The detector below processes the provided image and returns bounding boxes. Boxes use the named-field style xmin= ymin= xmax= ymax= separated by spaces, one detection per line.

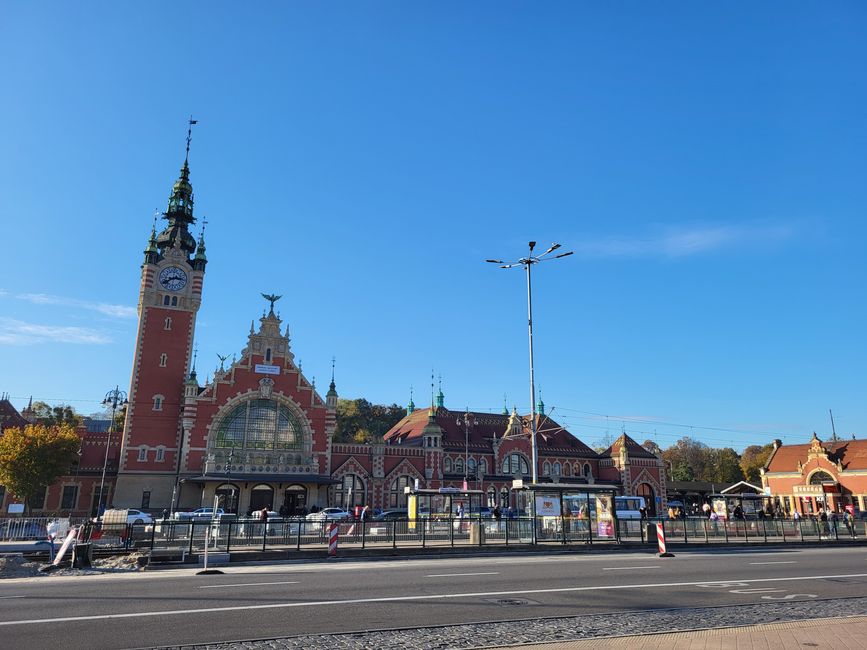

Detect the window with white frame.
xmin=444 ymin=458 xmax=452 ymax=473
xmin=159 ymin=353 xmax=168 ymax=367
xmin=552 ymin=462 xmax=561 ymax=476
xmin=164 ymin=317 xmax=172 ymax=330
xmin=137 ymin=446 xmax=148 ymax=462
xmin=155 ymin=446 xmax=166 ymax=462
xmin=152 ymin=395 xmax=164 ymax=411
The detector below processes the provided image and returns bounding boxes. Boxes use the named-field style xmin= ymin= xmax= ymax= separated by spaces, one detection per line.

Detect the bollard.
xmin=328 ymin=523 xmax=338 ymax=557
xmin=656 ymin=522 xmax=675 ymax=557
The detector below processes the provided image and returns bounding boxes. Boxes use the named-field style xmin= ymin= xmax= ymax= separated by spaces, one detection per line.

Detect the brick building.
xmin=762 ymin=433 xmax=867 ymax=515
xmin=2 ymin=135 xmax=667 ymax=516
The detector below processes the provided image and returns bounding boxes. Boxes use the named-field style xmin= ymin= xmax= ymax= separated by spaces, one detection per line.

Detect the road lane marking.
xmin=602 ymin=566 xmax=660 ymax=571
xmin=1 ymin=572 xmax=864 ymax=626
xmin=426 ymin=572 xmax=499 ymax=578
xmin=749 ymin=561 xmax=797 ymax=565
xmin=0 ymin=596 xmax=24 ymax=600
xmin=198 ymin=581 xmax=299 ymax=589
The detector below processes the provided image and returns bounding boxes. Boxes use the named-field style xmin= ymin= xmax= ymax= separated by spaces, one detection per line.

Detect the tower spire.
xmin=436 ymin=374 xmax=444 ymax=408
xmin=327 ymin=356 xmax=337 ymax=397
xmin=407 ymin=385 xmax=415 ymax=415
xmin=156 ymin=117 xmax=198 ymax=256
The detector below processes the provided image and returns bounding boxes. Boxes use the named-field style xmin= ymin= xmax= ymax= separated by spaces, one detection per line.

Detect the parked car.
xmin=176 ymin=507 xmax=224 ymax=520
xmin=371 ymin=509 xmax=408 ymax=522
xmin=305 ymin=508 xmax=352 ymax=522
xmin=125 ymin=509 xmax=154 ymax=525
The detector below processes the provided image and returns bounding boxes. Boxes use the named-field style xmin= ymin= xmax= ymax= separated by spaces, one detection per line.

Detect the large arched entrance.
xmin=249 ymin=484 xmax=274 ymax=513
xmin=637 ymin=483 xmax=656 ymax=516
xmin=282 ymin=484 xmax=307 ymax=515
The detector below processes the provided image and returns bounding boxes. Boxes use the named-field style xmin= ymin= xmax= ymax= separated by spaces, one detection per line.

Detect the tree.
xmin=662 ymin=437 xmax=710 ymax=481
xmin=642 ymin=439 xmax=662 ymax=456
xmin=0 ymin=423 xmax=80 ymax=513
xmin=335 ymin=399 xmax=406 ymax=442
xmin=29 ymin=401 xmax=82 ymax=427
xmin=706 ymin=447 xmax=744 ymax=484
xmin=669 ymin=461 xmax=695 ymax=482
xmin=740 ymin=443 xmax=774 ymax=483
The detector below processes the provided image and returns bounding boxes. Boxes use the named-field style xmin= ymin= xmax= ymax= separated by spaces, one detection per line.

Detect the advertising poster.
xmin=535 ymin=495 xmax=561 ymax=517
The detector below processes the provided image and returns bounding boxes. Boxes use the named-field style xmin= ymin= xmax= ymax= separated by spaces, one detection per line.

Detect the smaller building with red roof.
xmin=762 ymin=433 xmax=867 ymax=515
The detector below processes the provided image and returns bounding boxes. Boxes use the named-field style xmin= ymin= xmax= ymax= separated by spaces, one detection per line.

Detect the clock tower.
xmin=114 ymin=126 xmax=208 ymax=509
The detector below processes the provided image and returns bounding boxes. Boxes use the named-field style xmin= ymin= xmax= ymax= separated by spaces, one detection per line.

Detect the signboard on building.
xmin=7 ymin=503 xmax=24 ymax=514
xmin=255 ymin=364 xmax=281 ymax=375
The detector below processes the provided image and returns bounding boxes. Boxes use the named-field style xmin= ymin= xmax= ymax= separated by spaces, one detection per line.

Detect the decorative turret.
xmin=504 ymin=406 xmax=523 ymax=439
xmin=326 ymin=357 xmax=338 ymax=411
xmin=406 ymin=386 xmax=415 ymax=416
xmin=502 ymin=394 xmax=509 ymax=416
xmin=435 ymin=375 xmax=444 ymax=408
xmin=537 ymin=390 xmax=545 ymax=416
xmin=192 ymin=228 xmax=208 ymax=271
xmin=156 ymin=119 xmax=198 ymax=257
xmin=144 ymin=219 xmax=160 ymax=265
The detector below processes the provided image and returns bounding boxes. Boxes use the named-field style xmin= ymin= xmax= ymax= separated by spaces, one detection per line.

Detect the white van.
xmin=615 ymin=496 xmax=645 ymax=520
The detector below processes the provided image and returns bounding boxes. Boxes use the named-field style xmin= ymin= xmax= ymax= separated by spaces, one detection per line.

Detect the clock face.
xmin=159 ymin=266 xmax=187 ymax=291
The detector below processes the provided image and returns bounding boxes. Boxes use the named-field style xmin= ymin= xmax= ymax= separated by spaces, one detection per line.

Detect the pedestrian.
xmin=702 ymin=502 xmax=711 ymax=518
xmin=639 ymin=506 xmax=647 ymax=520
xmin=819 ymin=508 xmax=829 ymax=537
xmin=361 ymin=505 xmax=371 ymax=522
xmin=259 ymin=506 xmax=269 ymax=535
xmin=844 ymin=511 xmax=855 ymax=538
xmin=830 ymin=510 xmax=839 ymax=535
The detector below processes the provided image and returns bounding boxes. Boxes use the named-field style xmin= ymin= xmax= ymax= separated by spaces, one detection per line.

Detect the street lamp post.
xmin=98 ymin=386 xmax=128 ymax=516
xmin=487 ymin=242 xmax=573 ymax=484
xmin=457 ymin=409 xmax=473 ymax=489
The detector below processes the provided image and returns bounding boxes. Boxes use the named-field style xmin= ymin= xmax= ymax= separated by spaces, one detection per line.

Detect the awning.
xmin=182 ymin=474 xmax=340 ymax=485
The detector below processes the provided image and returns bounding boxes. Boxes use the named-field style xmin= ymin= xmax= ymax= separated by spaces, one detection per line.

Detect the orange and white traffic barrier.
xmin=328 ymin=523 xmax=338 ymax=557
xmin=656 ymin=522 xmax=674 ymax=557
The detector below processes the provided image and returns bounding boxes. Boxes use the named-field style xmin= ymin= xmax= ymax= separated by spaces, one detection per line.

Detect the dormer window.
xmin=137 ymin=446 xmax=148 ymax=462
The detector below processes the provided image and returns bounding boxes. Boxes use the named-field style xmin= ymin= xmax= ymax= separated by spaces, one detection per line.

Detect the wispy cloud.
xmin=13 ymin=293 xmax=136 ymax=319
xmin=575 ymin=224 xmax=794 ymax=259
xmin=0 ymin=318 xmax=112 ymax=345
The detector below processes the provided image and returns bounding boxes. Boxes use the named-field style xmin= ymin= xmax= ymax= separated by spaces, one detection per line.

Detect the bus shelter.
xmin=512 ymin=483 xmax=620 ymax=544
xmin=406 ymin=487 xmax=487 ymax=526
xmin=710 ymin=492 xmax=774 ymax=519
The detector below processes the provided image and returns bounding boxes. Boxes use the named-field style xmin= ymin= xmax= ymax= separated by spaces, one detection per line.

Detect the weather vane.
xmin=185 ymin=116 xmax=198 ymax=160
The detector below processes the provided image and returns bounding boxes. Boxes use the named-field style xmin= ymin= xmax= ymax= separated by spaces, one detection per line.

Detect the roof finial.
xmin=430 ymin=369 xmax=435 ymax=413
xmin=328 ymin=355 xmax=337 ymax=394
xmin=436 ymin=374 xmax=444 ymax=408
xmin=261 ymin=293 xmax=281 ymax=316
xmin=185 ymin=115 xmax=197 ymax=164
xmin=502 ymin=393 xmax=509 ymax=415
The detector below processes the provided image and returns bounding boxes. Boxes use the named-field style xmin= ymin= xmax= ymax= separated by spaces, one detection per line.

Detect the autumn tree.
xmin=740 ymin=443 xmax=775 ymax=483
xmin=0 ymin=423 xmax=80 ymax=513
xmin=642 ymin=439 xmax=663 ymax=456
xmin=705 ymin=447 xmax=745 ymax=484
xmin=335 ymin=399 xmax=406 ymax=443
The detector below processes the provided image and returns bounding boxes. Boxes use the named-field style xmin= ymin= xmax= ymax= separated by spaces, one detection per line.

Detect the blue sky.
xmin=1 ymin=3 xmax=865 ymax=451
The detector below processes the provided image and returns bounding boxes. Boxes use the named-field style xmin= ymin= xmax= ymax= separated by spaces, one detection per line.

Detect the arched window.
xmin=137 ymin=446 xmax=148 ymax=462
xmin=265 ymin=348 xmax=272 ymax=362
xmin=542 ymin=461 xmax=551 ymax=475
xmin=171 ymin=296 xmax=178 ymax=306
xmin=390 ymin=475 xmax=412 ymax=508
xmin=164 ymin=317 xmax=172 ymax=330
xmin=478 ymin=459 xmax=487 ymax=476
xmin=455 ymin=458 xmax=464 ymax=475
xmin=444 ymin=458 xmax=452 ymax=473
xmin=152 ymin=395 xmax=164 ymax=411
xmin=159 ymin=353 xmax=168 ymax=367
xmin=487 ymin=486 xmax=497 ymax=507
xmin=213 ymin=399 xmax=303 ymax=450
xmin=333 ymin=474 xmax=365 ymax=510
xmin=563 ymin=463 xmax=571 ymax=477
xmin=502 ymin=453 xmax=529 ymax=475
xmin=249 ymin=484 xmax=274 ymax=511
xmin=583 ymin=463 xmax=592 ymax=478
xmin=163 ymin=295 xmax=170 ymax=306
xmin=552 ymin=462 xmax=561 ymax=476
xmin=467 ymin=458 xmax=476 ymax=475
xmin=809 ymin=471 xmax=835 ymax=485
xmin=500 ymin=487 xmax=510 ymax=507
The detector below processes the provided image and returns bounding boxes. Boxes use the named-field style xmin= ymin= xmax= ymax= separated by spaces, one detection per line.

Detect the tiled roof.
xmin=0 ymin=399 xmax=28 ymax=433
xmin=599 ymin=433 xmax=659 ymax=459
xmin=383 ymin=407 xmax=598 ymax=457
xmin=766 ymin=436 xmax=867 ymax=472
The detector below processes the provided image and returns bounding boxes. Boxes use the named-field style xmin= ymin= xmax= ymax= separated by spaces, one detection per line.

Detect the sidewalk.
xmin=495 ymin=615 xmax=867 ymax=649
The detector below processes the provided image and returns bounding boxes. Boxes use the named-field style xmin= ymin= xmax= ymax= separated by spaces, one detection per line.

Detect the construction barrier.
xmin=657 ymin=522 xmax=674 ymax=557
xmin=328 ymin=523 xmax=338 ymax=557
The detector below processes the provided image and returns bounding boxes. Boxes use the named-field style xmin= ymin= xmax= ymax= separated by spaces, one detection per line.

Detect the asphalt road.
xmin=2 ymin=546 xmax=866 ymax=649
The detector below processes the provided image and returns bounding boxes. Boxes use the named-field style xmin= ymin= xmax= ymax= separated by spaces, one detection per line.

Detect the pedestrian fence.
xmin=3 ymin=515 xmax=862 ymax=555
